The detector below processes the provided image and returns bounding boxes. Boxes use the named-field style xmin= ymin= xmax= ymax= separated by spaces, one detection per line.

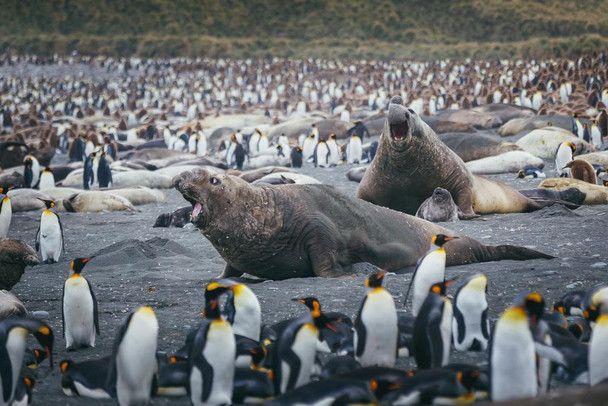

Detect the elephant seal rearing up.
xmin=357 ymin=96 xmax=545 ymax=217
xmin=174 ymin=168 xmax=553 ymax=280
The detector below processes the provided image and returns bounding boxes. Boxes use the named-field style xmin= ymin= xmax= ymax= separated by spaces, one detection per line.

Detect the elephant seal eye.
xmin=210 ymin=177 xmax=221 ymax=186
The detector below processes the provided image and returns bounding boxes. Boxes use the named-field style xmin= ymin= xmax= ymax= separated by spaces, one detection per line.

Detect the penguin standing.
xmin=189 ymin=282 xmax=235 ymax=406
xmin=326 ymin=133 xmax=340 ymax=166
xmin=413 ymin=280 xmax=453 ymax=369
xmin=69 ymin=135 xmax=85 ymax=162
xmin=248 ymin=129 xmax=261 ymax=156
xmin=313 ymin=140 xmax=331 ymax=168
xmin=103 ymin=136 xmax=118 ymax=161
xmin=290 ymin=146 xmax=303 ymax=168
xmin=23 ymin=155 xmax=40 ymax=189
xmin=590 ymin=120 xmax=603 ymax=150
xmin=302 ymin=134 xmax=317 ymax=162
xmin=35 ymin=199 xmax=64 ymax=264
xmin=97 ymin=153 xmax=113 ymax=188
xmin=582 ymin=123 xmax=591 ymax=143
xmin=63 ymin=257 xmax=99 ymax=350
xmin=222 ymin=279 xmax=262 ymax=341
xmin=589 ymin=314 xmax=608 ymax=386
xmin=234 ymin=142 xmax=246 ymax=170
xmin=354 ymin=271 xmax=398 ymax=368
xmin=346 ymin=134 xmax=363 ymax=164
xmin=452 ymin=274 xmax=490 ymax=352
xmin=12 ymin=377 xmax=35 ymax=406
xmin=272 ymin=297 xmax=335 ymax=394
xmin=404 ymin=234 xmax=458 ymax=317
xmin=108 ymin=306 xmax=158 ymax=406
xmin=84 ymin=136 xmax=95 ymax=157
xmin=83 ymin=152 xmax=95 ymax=190
xmin=0 ymin=187 xmax=12 ymax=238
xmin=189 ymin=132 xmax=207 ymax=157
xmin=226 ymin=134 xmax=238 ymax=167
xmin=489 ymin=305 xmax=537 ymax=401
xmin=91 ymin=152 xmax=100 ymax=189
xmin=555 ymin=141 xmax=576 ymax=177
xmin=38 ymin=167 xmax=55 ymax=190
xmin=0 ymin=317 xmax=53 ymax=405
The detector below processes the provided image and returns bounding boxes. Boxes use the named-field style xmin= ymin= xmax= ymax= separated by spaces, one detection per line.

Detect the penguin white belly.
xmin=0 ymin=197 xmax=11 ymax=238
xmin=347 ymin=138 xmax=363 ymax=164
xmin=64 ymin=279 xmax=95 ymax=348
xmin=412 ymin=253 xmax=446 ymax=316
xmin=302 ymin=140 xmax=315 ymax=161
xmin=196 ymin=138 xmax=207 ymax=157
xmin=453 ymin=293 xmax=488 ymax=351
xmin=554 ymin=147 xmax=572 ymax=176
xmin=3 ymin=328 xmax=27 ymax=404
xmin=249 ymin=134 xmax=260 ymax=156
xmin=200 ymin=320 xmax=236 ymax=405
xmin=315 ymin=143 xmax=331 ymax=168
xmin=439 ymin=300 xmax=452 ymax=367
xmin=232 ymin=295 xmax=261 ymax=341
xmin=226 ymin=144 xmax=236 ymax=166
xmin=39 ymin=173 xmax=56 ymax=190
xmin=589 ymin=316 xmax=608 ymax=386
xmin=40 ymin=212 xmax=62 ymax=261
xmin=282 ymin=324 xmax=318 ymax=393
xmin=327 ymin=141 xmax=339 ymax=165
xmin=491 ymin=324 xmax=536 ymax=401
xmin=116 ymin=316 xmax=158 ymax=405
xmin=356 ymin=290 xmax=398 ymax=367
xmin=73 ymin=381 xmax=112 ymax=399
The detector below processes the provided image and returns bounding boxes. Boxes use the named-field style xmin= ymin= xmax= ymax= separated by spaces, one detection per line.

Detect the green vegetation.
xmin=1 ymin=0 xmax=607 ymax=59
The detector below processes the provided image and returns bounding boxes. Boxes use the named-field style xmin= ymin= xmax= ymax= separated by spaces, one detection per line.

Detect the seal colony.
xmin=174 ymin=168 xmax=552 ymax=279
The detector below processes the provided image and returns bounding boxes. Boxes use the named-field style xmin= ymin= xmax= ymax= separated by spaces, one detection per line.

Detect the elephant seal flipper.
xmin=174 ymin=168 xmax=554 ymax=280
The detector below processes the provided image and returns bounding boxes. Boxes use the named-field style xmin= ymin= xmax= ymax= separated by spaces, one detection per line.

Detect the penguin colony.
xmin=0 ymin=52 xmax=608 ymax=404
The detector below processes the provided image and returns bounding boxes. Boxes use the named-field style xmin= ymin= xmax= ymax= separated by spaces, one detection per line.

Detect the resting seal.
xmin=173 ymin=168 xmax=553 ymax=280
xmin=357 ymin=96 xmax=546 ymax=217
xmin=415 ymin=187 xmax=462 ymax=222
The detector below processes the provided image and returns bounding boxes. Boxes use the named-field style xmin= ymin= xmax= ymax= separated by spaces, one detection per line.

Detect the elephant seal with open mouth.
xmin=357 ymin=96 xmax=548 ymax=217
xmin=173 ymin=168 xmax=553 ymax=280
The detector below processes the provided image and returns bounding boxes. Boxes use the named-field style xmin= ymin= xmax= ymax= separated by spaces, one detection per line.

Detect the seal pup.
xmin=174 ymin=169 xmax=553 ymax=280
xmin=357 ymin=96 xmax=546 ymax=216
xmin=415 ymin=187 xmax=464 ymax=222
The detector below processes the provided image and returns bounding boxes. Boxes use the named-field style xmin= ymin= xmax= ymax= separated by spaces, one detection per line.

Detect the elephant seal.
xmin=433 ymin=109 xmax=502 ymax=129
xmin=465 ymin=151 xmax=544 ymax=175
xmin=515 ymin=127 xmax=596 ymax=159
xmin=0 ymin=290 xmax=27 ymax=318
xmin=499 ymin=114 xmax=578 ymax=136
xmin=471 ymin=104 xmax=535 ymax=123
xmin=239 ymin=166 xmax=298 ymax=183
xmin=0 ymin=239 xmax=39 ymax=290
xmin=108 ymin=187 xmax=166 ymax=206
xmin=576 ymin=151 xmax=608 ymax=166
xmin=539 ymin=178 xmax=608 ymax=205
xmin=153 ymin=206 xmax=192 ymax=228
xmin=438 ymin=133 xmax=520 ymax=162
xmin=357 ymin=96 xmax=545 ymax=216
xmin=173 ymin=168 xmax=553 ymax=280
xmin=6 ymin=189 xmax=53 ymax=212
xmin=253 ymin=172 xmax=321 ymax=186
xmin=346 ymin=167 xmax=368 ymax=183
xmin=415 ymin=187 xmax=463 ymax=222
xmin=63 ymin=191 xmax=136 ymax=212
xmin=519 ymin=188 xmax=586 ymax=210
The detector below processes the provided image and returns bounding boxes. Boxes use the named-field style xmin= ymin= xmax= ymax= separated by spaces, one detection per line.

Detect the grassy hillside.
xmin=1 ymin=0 xmax=607 ymax=59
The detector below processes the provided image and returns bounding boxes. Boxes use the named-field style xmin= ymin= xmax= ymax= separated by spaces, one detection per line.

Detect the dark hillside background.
xmin=1 ymin=0 xmax=607 ymax=58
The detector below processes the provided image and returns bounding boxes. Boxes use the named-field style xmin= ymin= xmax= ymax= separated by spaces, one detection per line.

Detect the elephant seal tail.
xmin=477 ymin=244 xmax=555 ymax=262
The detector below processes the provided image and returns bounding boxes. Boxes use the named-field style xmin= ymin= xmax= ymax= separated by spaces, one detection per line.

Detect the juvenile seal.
xmin=63 ymin=191 xmax=136 ymax=213
xmin=415 ymin=188 xmax=462 ymax=222
xmin=465 ymin=151 xmax=544 ymax=175
xmin=357 ymin=96 xmax=545 ymax=216
xmin=515 ymin=127 xmax=595 ymax=159
xmin=346 ymin=167 xmax=368 ymax=183
xmin=0 ymin=239 xmax=39 ymax=290
xmin=173 ymin=168 xmax=553 ymax=280
xmin=153 ymin=206 xmax=191 ymax=228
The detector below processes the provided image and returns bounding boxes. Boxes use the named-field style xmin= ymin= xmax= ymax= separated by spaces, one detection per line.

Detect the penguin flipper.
xmin=57 ymin=215 xmax=66 ymax=253
xmin=354 ymin=297 xmax=368 ymax=357
xmin=88 ymin=279 xmax=100 ymax=335
xmin=62 ymin=284 xmax=66 ymax=339
xmin=453 ymin=305 xmax=466 ymax=346
xmin=35 ymin=225 xmax=40 ymax=252
xmin=0 ymin=343 xmax=13 ymax=403
xmin=283 ymin=348 xmax=301 ymax=392
xmin=481 ymin=308 xmax=490 ymax=340
xmin=427 ymin=310 xmax=444 ymax=368
xmin=404 ymin=256 xmax=425 ymax=306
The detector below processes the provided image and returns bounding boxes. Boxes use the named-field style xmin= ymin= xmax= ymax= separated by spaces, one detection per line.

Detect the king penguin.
xmin=23 ymin=155 xmax=40 ymax=189
xmin=346 ymin=134 xmax=363 ymax=164
xmin=38 ymin=167 xmax=55 ymax=190
xmin=83 ymin=152 xmax=95 ymax=190
xmin=97 ymin=153 xmax=112 ymax=188
xmin=35 ymin=199 xmax=64 ymax=264
xmin=413 ymin=280 xmax=453 ymax=369
xmin=0 ymin=317 xmax=53 ymax=405
xmin=489 ymin=305 xmax=537 ymax=401
xmin=326 ymin=133 xmax=340 ymax=166
xmin=555 ymin=141 xmax=576 ymax=177
xmin=0 ymin=187 xmax=12 ymax=238
xmin=589 ymin=314 xmax=608 ymax=386
xmin=313 ymin=140 xmax=331 ymax=168
xmin=63 ymin=257 xmax=99 ymax=350
xmin=354 ymin=270 xmax=398 ymax=368
xmin=108 ymin=306 xmax=159 ymax=406
xmin=12 ymin=377 xmax=34 ymax=406
xmin=189 ymin=282 xmax=236 ymax=406
xmin=221 ymin=279 xmax=261 ymax=341
xmin=302 ymin=134 xmax=316 ymax=162
xmin=60 ymin=356 xmax=113 ymax=399
xmin=272 ymin=297 xmax=335 ymax=394
xmin=404 ymin=234 xmax=458 ymax=317
xmin=452 ymin=274 xmax=490 ymax=352
xmin=290 ymin=146 xmax=303 ymax=168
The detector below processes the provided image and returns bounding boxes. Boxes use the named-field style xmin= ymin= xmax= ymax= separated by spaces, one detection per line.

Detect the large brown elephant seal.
xmin=357 ymin=96 xmax=546 ymax=216
xmin=0 ymin=239 xmax=39 ymax=290
xmin=438 ymin=133 xmax=520 ymax=162
xmin=173 ymin=168 xmax=553 ymax=280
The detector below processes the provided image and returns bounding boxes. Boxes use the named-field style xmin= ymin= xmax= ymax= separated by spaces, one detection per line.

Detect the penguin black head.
xmin=584 ymin=305 xmax=600 ymax=323
xmin=515 ymin=291 xmax=545 ymax=327
xmin=458 ymin=370 xmax=482 ymax=394
xmin=292 ymin=297 xmax=322 ymax=316
xmin=44 ymin=167 xmax=52 ymax=172
xmin=101 ymin=152 xmax=106 ymax=158
xmin=0 ymin=186 xmax=13 ymax=195
xmin=296 ymin=146 xmax=302 ymax=153
xmin=432 ymin=234 xmax=459 ymax=248
xmin=60 ymin=359 xmax=73 ymax=374
xmin=330 ymin=133 xmax=336 ymax=140
xmin=231 ymin=134 xmax=237 ymax=141
xmin=203 ymin=282 xmax=229 ymax=319
xmin=70 ymin=257 xmax=94 ymax=274
xmin=365 ymin=270 xmax=387 ymax=288
xmin=255 ymin=128 xmax=261 ymax=135
xmin=430 ymin=279 xmax=455 ymax=296
xmin=248 ymin=346 xmax=267 ymax=367
xmin=33 ymin=325 xmax=54 ymax=367
xmin=37 ymin=198 xmax=56 ymax=209
xmin=566 ymin=142 xmax=576 ymax=152
xmin=370 ymin=379 xmax=402 ymax=400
